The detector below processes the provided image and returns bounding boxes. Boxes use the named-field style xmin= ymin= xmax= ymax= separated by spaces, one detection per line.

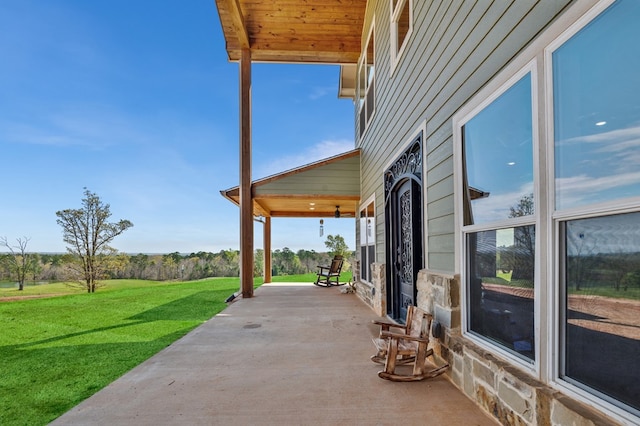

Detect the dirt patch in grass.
xmin=0 ymin=293 xmax=67 ymax=302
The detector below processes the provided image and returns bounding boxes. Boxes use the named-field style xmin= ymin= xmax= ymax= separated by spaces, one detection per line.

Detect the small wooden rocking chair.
xmin=371 ymin=306 xmax=418 ymax=365
xmin=371 ymin=306 xmax=449 ymax=382
xmin=314 ymin=255 xmax=344 ymax=287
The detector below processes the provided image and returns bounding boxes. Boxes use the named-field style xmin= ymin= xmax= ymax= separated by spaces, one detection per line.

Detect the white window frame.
xmin=390 ymin=0 xmax=412 ymax=73
xmin=454 ymin=61 xmax=541 ymax=373
xmin=545 ymin=0 xmax=640 ymax=421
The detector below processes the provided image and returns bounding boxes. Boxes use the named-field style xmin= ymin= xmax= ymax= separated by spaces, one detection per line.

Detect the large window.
xmin=390 ymin=0 xmax=412 ymax=69
xmin=357 ymin=25 xmax=375 ymax=138
xmin=461 ymin=70 xmax=536 ymax=362
xmin=552 ymin=0 xmax=640 ymax=414
xmin=455 ymin=0 xmax=640 ymax=420
xmin=454 ymin=0 xmax=640 ymax=424
xmin=359 ymin=199 xmax=375 ymax=283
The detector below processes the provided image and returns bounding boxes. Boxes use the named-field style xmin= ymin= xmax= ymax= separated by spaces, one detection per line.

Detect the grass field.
xmin=0 ymin=273 xmax=351 ymax=425
xmin=0 ymin=278 xmax=250 ymax=425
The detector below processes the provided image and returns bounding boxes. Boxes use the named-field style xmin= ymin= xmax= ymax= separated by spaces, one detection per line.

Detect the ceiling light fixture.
xmin=596 ymin=121 xmax=607 ymax=126
xmin=334 ymin=206 xmax=341 ymax=218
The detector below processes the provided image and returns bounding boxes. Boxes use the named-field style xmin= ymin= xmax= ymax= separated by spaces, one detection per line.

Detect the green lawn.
xmin=0 ymin=273 xmax=345 ymax=425
xmin=0 ymin=278 xmax=249 ymax=425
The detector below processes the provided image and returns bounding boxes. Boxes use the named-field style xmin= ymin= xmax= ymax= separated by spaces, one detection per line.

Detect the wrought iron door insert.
xmin=384 ymin=134 xmax=423 ymax=322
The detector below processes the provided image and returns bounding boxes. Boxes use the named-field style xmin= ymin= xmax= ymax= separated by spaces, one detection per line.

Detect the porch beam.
xmin=239 ymin=47 xmax=253 ymax=298
xmin=226 ymin=0 xmax=250 ymax=49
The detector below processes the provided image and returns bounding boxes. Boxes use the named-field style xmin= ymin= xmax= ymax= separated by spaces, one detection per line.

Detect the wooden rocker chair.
xmin=371 ymin=306 xmax=419 ymax=365
xmin=313 ymin=255 xmax=344 ymax=287
xmin=371 ymin=306 xmax=449 ymax=382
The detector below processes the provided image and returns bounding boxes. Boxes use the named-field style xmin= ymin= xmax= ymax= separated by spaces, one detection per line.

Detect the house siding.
xmin=351 ymin=1 xmax=637 ymax=425
xmin=254 ymin=155 xmax=360 ymax=196
xmin=358 ymin=0 xmax=572 ymax=274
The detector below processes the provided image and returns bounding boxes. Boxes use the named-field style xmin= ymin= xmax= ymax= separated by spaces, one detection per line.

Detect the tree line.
xmin=2 ymin=189 xmax=352 ymax=292
xmin=0 ymin=248 xmax=349 ymax=285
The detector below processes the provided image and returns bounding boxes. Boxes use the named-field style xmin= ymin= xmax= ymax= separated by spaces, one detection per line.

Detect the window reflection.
xmin=467 ymin=226 xmax=536 ymax=360
xmin=463 ymin=73 xmax=534 ymax=224
xmin=359 ymin=201 xmax=375 ymax=283
xmin=562 ymin=212 xmax=640 ymax=411
xmin=396 ymin=0 xmax=410 ymax=55
xmin=554 ymin=0 xmax=640 ymax=210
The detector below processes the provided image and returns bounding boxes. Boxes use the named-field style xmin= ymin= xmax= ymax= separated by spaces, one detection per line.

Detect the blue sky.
xmin=0 ymin=0 xmax=356 ymax=254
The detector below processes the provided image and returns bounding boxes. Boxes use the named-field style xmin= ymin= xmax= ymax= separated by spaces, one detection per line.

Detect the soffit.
xmin=221 ymin=149 xmax=360 ymax=218
xmin=214 ymin=0 xmax=366 ymax=64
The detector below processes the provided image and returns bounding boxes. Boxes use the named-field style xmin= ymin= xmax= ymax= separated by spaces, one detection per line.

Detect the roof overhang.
xmin=221 ymin=149 xmax=360 ymax=218
xmin=213 ymin=0 xmax=366 ymax=64
xmin=338 ymin=64 xmax=357 ymax=99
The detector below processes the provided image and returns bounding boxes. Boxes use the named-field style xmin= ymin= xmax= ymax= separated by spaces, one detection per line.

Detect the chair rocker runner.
xmin=371 ymin=305 xmax=449 ymax=382
xmin=314 ymin=255 xmax=344 ymax=287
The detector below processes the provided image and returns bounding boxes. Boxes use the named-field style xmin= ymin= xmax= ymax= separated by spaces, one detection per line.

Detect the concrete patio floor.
xmin=51 ymin=283 xmax=498 ymax=425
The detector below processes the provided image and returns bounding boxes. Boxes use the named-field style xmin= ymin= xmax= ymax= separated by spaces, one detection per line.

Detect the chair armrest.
xmin=372 ymin=319 xmax=409 ymax=332
xmin=380 ymin=330 xmax=429 ymax=343
xmin=317 ymin=266 xmax=330 ymax=273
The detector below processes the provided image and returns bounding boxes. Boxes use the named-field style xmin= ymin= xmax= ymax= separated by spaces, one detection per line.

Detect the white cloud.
xmin=556 ymin=171 xmax=640 ymax=209
xmin=558 ymin=125 xmax=640 ymax=147
xmin=308 ymin=85 xmax=335 ymax=100
xmin=255 ymin=139 xmax=355 ymax=179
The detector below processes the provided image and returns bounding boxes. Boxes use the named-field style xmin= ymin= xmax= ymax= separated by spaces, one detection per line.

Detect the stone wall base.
xmin=357 ymin=266 xmax=623 ymax=425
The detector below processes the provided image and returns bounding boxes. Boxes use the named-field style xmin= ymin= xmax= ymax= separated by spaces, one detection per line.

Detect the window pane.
xmin=463 ymin=74 xmax=534 ymax=224
xmin=562 ymin=212 xmax=640 ymax=411
xmin=366 ymin=32 xmax=375 ymax=121
xmin=554 ymin=0 xmax=640 ymax=210
xmin=359 ymin=202 xmax=375 ymax=283
xmin=366 ymin=78 xmax=375 ymax=122
xmin=367 ymin=245 xmax=375 ymax=283
xmin=397 ymin=0 xmax=410 ymax=54
xmin=467 ymin=226 xmax=535 ymax=360
xmin=366 ymin=34 xmax=374 ymax=86
xmin=357 ymin=60 xmax=366 ymax=103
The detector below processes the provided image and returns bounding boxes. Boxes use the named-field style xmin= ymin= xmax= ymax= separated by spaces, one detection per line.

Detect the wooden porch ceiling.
xmin=214 ymin=0 xmax=366 ymax=64
xmin=221 ymin=149 xmax=360 ymax=218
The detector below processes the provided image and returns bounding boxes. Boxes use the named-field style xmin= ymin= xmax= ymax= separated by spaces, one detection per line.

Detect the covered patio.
xmin=214 ymin=0 xmax=367 ymax=298
xmin=221 ymin=149 xmax=361 ymax=284
xmin=51 ymin=283 xmax=497 ymax=425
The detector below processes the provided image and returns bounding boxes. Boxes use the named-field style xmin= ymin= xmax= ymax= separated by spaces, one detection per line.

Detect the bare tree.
xmin=0 ymin=236 xmax=32 ymax=291
xmin=56 ymin=189 xmax=133 ymax=293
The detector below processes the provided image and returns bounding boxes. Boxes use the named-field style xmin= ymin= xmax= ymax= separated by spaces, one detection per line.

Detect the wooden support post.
xmin=239 ymin=48 xmax=253 ymax=298
xmin=264 ymin=216 xmax=272 ymax=283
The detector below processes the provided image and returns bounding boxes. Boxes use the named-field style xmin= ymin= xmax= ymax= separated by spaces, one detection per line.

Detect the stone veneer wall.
xmin=356 ymin=266 xmax=620 ymax=426
xmin=357 ymin=262 xmax=386 ymax=317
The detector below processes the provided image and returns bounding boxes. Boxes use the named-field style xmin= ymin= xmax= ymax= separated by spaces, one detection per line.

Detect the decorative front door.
xmin=384 ymin=135 xmax=423 ymax=322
